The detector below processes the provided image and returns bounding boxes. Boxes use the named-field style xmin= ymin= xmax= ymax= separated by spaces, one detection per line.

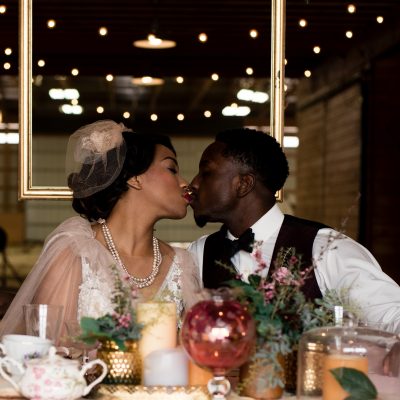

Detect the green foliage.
xmin=228 ymin=246 xmax=358 ymax=388
xmin=331 ymin=367 xmax=377 ymax=400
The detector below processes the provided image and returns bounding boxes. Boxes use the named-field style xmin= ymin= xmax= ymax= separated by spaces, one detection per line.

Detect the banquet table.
xmin=0 ymin=378 xmax=298 ymax=399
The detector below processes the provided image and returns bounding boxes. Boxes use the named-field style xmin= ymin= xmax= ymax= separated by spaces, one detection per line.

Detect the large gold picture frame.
xmin=18 ymin=0 xmax=286 ymax=200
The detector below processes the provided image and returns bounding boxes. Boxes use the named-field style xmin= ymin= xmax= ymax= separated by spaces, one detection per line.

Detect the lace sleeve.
xmin=173 ymin=247 xmax=203 ymax=310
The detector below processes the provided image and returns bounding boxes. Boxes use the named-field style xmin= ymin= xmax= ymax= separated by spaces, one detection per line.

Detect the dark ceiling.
xmin=0 ymin=0 xmax=399 ymax=135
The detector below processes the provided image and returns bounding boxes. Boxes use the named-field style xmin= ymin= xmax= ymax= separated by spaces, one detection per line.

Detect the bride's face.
xmin=137 ymin=144 xmax=189 ymax=219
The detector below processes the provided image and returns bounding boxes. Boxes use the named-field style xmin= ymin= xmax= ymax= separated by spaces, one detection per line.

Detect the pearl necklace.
xmin=98 ymin=219 xmax=162 ymax=289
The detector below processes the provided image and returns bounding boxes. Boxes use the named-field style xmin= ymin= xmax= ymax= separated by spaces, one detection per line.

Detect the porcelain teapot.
xmin=0 ymin=346 xmax=107 ymax=400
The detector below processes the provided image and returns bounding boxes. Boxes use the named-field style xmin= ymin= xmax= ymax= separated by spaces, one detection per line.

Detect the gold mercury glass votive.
xmin=97 ymin=339 xmax=141 ymax=385
xmin=297 ymin=341 xmax=325 ymax=396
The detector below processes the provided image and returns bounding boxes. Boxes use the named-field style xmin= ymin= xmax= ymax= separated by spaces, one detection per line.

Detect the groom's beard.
xmin=194 ymin=214 xmax=208 ymax=228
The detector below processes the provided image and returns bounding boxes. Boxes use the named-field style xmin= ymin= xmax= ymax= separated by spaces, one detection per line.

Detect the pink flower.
xmin=289 ymin=255 xmax=298 ymax=265
xmin=117 ymin=313 xmax=132 ymax=328
xmin=272 ymin=266 xmax=291 ymax=283
xmin=262 ymin=282 xmax=276 ymax=302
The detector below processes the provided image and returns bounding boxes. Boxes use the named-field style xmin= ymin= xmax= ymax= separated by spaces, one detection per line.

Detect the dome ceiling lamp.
xmin=133 ymin=33 xmax=176 ymax=49
xmin=133 ymin=0 xmax=176 ymax=49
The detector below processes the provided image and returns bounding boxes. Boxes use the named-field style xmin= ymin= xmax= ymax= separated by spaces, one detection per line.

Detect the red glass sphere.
xmin=181 ymin=295 xmax=255 ymax=374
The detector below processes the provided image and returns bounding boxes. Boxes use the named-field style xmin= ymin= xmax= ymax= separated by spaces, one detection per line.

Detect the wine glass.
xmin=181 ymin=289 xmax=256 ymax=400
xmin=64 ymin=320 xmax=97 ymax=365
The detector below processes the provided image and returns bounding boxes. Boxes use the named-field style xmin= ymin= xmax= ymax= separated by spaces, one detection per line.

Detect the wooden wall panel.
xmin=296 ymin=85 xmax=361 ymax=240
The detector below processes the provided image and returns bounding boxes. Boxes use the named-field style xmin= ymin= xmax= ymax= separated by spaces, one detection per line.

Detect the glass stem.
xmin=207 ymin=375 xmax=231 ymax=400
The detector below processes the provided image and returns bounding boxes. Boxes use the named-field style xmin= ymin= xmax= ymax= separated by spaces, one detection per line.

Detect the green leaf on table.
xmin=330 ymin=367 xmax=377 ymax=400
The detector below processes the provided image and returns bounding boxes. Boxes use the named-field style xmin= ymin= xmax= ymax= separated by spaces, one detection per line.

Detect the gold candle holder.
xmin=297 ymin=342 xmax=326 ymax=396
xmin=97 ymin=339 xmax=141 ymax=385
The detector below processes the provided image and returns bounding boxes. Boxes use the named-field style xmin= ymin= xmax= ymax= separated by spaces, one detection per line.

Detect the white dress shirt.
xmin=188 ymin=204 xmax=400 ymax=333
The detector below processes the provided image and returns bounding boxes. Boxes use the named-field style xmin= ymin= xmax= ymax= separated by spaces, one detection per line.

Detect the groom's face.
xmin=190 ymin=141 xmax=240 ymax=227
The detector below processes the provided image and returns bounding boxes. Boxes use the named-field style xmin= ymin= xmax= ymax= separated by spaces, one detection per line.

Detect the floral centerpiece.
xmin=78 ymin=264 xmax=143 ymax=351
xmin=227 ymin=243 xmax=360 ymax=392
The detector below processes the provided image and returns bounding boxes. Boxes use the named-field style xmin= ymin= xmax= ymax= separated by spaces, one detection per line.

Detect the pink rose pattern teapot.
xmin=0 ymin=346 xmax=107 ymax=399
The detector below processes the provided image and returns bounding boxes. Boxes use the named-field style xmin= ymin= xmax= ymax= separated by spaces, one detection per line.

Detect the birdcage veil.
xmin=65 ymin=120 xmax=132 ymax=198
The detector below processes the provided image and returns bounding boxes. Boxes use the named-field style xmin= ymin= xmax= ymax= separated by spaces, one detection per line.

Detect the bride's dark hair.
xmin=70 ymin=131 xmax=176 ymax=221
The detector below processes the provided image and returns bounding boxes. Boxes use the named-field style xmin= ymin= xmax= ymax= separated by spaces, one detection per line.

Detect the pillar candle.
xmin=137 ymin=301 xmax=177 ymax=360
xmin=189 ymin=360 xmax=213 ymax=386
xmin=322 ymin=354 xmax=368 ymax=400
xmin=143 ymin=347 xmax=188 ymax=386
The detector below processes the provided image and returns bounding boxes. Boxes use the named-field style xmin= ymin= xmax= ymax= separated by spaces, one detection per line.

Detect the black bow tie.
xmin=223 ymin=228 xmax=255 ymax=258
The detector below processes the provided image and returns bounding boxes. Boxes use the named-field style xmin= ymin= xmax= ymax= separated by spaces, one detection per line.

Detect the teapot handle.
xmin=0 ymin=356 xmax=24 ymax=391
xmin=81 ymin=359 xmax=108 ymax=396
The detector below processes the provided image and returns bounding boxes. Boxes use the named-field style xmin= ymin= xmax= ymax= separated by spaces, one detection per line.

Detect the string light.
xmin=347 ymin=4 xmax=356 ymax=14
xmin=299 ymin=19 xmax=307 ymax=28
xmin=246 ymin=67 xmax=253 ymax=75
xmin=304 ymin=70 xmax=311 ymax=78
xmin=47 ymin=19 xmax=56 ymax=28
xmin=377 ymin=16 xmax=384 ymax=24
xmin=0 ymin=5 xmax=7 ymax=14
xmin=345 ymin=31 xmax=353 ymax=39
xmin=37 ymin=59 xmax=45 ymax=67
xmin=123 ymin=112 xmax=130 ymax=119
xmin=96 ymin=106 xmax=104 ymax=114
xmin=177 ymin=113 xmax=184 ymax=121
xmin=211 ymin=73 xmax=219 ymax=81
xmin=4 ymin=48 xmax=12 ymax=56
xmin=71 ymin=68 xmax=79 ymax=76
xmin=198 ymin=33 xmax=207 ymax=42
xmin=150 ymin=114 xmax=158 ymax=121
xmin=3 ymin=62 xmax=11 ymax=70
xmin=313 ymin=46 xmax=321 ymax=54
xmin=99 ymin=27 xmax=108 ymax=36
xmin=204 ymin=110 xmax=212 ymax=118
xmin=106 ymin=74 xmax=114 ymax=82
xmin=249 ymin=29 xmax=258 ymax=38
xmin=176 ymin=76 xmax=184 ymax=84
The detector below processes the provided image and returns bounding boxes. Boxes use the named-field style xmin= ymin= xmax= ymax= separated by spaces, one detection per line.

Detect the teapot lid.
xmin=26 ymin=346 xmax=78 ymax=367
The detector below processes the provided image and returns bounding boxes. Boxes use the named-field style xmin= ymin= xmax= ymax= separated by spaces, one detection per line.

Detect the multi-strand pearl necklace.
xmin=98 ymin=218 xmax=162 ymax=288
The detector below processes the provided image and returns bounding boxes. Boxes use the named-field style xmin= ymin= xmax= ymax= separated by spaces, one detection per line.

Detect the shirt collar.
xmin=227 ymin=204 xmax=284 ymax=241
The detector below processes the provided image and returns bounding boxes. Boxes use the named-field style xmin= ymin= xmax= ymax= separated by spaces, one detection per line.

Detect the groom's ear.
xmin=236 ymin=173 xmax=255 ymax=197
xmin=127 ymin=176 xmax=142 ymax=190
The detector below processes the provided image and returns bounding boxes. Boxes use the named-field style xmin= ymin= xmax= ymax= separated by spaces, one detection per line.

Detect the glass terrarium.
xmin=297 ymin=322 xmax=400 ymax=400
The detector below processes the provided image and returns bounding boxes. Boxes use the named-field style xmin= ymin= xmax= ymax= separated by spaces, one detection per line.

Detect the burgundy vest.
xmin=202 ymin=214 xmax=327 ymax=300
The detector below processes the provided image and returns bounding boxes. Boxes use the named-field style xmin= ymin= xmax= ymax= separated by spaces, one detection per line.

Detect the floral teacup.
xmin=0 ymin=334 xmax=52 ymax=371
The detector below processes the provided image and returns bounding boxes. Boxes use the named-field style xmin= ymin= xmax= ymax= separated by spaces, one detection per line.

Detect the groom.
xmin=188 ymin=127 xmax=400 ymax=333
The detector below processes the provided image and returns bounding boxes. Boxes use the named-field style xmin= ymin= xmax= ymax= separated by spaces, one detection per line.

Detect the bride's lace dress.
xmin=78 ymin=246 xmax=189 ymax=321
xmin=0 ymin=216 xmax=200 ymax=337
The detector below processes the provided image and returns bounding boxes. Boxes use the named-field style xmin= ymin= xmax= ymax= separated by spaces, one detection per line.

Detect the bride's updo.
xmin=66 ymin=120 xmax=175 ymax=222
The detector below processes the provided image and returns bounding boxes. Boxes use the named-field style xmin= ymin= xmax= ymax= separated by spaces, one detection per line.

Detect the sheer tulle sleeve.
xmin=173 ymin=247 xmax=203 ymax=310
xmin=0 ymin=216 xmax=113 ymax=342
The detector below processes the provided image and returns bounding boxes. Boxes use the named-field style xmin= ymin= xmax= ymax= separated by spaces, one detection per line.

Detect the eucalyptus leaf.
xmin=80 ymin=317 xmax=101 ymax=333
xmin=330 ymin=367 xmax=377 ymax=400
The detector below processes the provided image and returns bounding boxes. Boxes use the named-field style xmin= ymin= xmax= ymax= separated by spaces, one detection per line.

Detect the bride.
xmin=0 ymin=120 xmax=201 ymax=338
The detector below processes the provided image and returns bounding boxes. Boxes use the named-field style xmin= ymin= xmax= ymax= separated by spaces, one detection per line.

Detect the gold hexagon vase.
xmin=97 ymin=339 xmax=141 ymax=385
